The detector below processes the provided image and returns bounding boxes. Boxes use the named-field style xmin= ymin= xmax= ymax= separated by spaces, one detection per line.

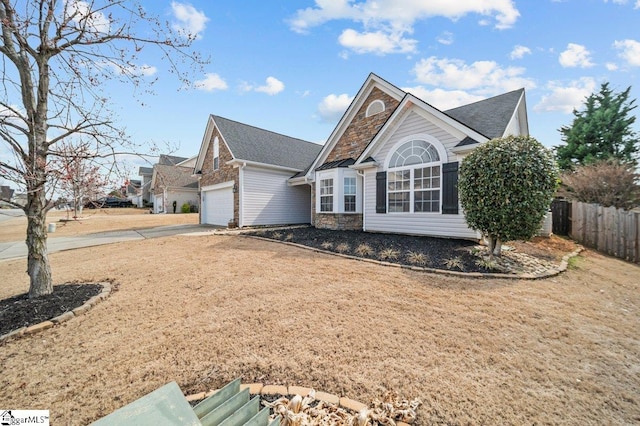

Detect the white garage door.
xmin=154 ymin=195 xmax=164 ymax=214
xmin=202 ymin=183 xmax=234 ymax=226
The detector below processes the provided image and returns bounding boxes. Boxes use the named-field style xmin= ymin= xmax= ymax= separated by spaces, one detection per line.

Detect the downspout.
xmin=163 ymin=188 xmax=167 ymax=214
xmin=357 ymin=170 xmax=365 ymax=231
xmin=304 ymin=176 xmax=312 ymax=225
xmin=238 ymin=162 xmax=246 ymax=227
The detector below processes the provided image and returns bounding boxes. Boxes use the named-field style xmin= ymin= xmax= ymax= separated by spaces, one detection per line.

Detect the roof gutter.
xmin=226 ymin=158 xmax=301 ymax=173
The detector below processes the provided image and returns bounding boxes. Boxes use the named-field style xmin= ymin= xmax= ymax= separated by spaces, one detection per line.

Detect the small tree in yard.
xmin=52 ymin=140 xmax=110 ymax=218
xmin=559 ymin=160 xmax=639 ymax=210
xmin=0 ymin=1 xmax=205 ymax=298
xmin=459 ymin=135 xmax=559 ymax=259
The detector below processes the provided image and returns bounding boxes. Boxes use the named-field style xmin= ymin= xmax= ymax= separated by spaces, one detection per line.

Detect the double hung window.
xmin=344 ymin=177 xmax=356 ymax=212
xmin=319 ymin=179 xmax=333 ymax=212
xmin=387 ymin=140 xmax=442 ymax=213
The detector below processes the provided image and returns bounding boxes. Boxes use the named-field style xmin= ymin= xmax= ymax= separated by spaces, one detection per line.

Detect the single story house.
xmin=195 ymin=73 xmax=528 ymax=238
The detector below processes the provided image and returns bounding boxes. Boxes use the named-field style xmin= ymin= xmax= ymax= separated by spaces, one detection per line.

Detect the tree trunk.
xmin=25 ymin=186 xmax=52 ymax=298
xmin=493 ymin=238 xmax=503 ymax=256
xmin=487 ymin=236 xmax=496 ymax=261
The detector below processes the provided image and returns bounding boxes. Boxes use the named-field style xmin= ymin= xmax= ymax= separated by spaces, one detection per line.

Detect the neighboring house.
xmin=150 ymin=156 xmax=199 ymax=214
xmin=138 ymin=154 xmax=190 ymax=207
xmin=121 ymin=179 xmax=142 ymax=206
xmin=138 ymin=166 xmax=153 ymax=207
xmin=193 ymin=115 xmax=322 ymax=226
xmin=196 ymin=73 xmax=528 ymax=239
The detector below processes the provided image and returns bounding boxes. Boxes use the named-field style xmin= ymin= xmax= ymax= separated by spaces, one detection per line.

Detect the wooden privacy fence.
xmin=570 ymin=201 xmax=640 ymax=263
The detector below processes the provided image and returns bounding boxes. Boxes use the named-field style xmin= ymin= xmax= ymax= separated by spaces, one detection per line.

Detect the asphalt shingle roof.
xmin=316 ymin=158 xmax=355 ymax=171
xmin=159 ymin=154 xmax=189 ymax=166
xmin=153 ymin=165 xmax=198 ymax=190
xmin=444 ymin=88 xmax=524 ymax=139
xmin=212 ymin=115 xmax=322 ymax=170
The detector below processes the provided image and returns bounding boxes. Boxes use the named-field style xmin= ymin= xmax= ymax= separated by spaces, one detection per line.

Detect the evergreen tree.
xmin=459 ymin=135 xmax=559 ymax=259
xmin=556 ymin=83 xmax=638 ymax=170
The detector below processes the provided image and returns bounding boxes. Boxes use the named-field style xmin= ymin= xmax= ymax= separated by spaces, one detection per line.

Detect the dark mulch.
xmin=246 ymin=227 xmax=489 ymax=273
xmin=0 ymin=283 xmax=103 ymax=336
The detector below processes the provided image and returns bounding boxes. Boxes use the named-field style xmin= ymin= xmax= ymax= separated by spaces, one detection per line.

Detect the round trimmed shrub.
xmin=458 ymin=135 xmax=559 ymax=255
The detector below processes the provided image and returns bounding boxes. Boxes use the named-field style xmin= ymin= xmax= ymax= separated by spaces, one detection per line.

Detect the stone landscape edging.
xmin=0 ymin=281 xmax=113 ymax=345
xmin=244 ymin=235 xmax=584 ymax=280
xmin=185 ymin=383 xmax=412 ymax=426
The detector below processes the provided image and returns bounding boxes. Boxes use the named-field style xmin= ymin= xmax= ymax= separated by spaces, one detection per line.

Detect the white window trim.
xmin=366 ymin=99 xmax=385 ymax=117
xmin=384 ymin=134 xmax=447 ymax=170
xmin=344 ymin=176 xmax=357 ymax=212
xmin=319 ymin=178 xmax=334 ymax=212
xmin=316 ymin=169 xmax=362 ymax=214
xmin=387 ymin=165 xmax=442 ymax=214
xmin=213 ymin=136 xmax=220 ymax=171
xmin=384 ymin=134 xmax=446 ymax=214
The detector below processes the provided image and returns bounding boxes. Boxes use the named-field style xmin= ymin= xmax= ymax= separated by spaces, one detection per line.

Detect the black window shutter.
xmin=376 ymin=171 xmax=386 ymax=213
xmin=442 ymin=161 xmax=459 ymax=214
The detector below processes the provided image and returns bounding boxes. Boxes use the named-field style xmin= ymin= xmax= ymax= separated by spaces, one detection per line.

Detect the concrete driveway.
xmin=0 ymin=224 xmax=218 ymax=261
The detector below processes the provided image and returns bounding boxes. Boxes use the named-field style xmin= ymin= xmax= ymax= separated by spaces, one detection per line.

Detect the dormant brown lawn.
xmin=0 ymin=212 xmax=638 ymax=425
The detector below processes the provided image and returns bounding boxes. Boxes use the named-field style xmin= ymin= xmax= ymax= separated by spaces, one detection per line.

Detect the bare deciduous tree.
xmin=50 ymin=139 xmax=110 ymax=218
xmin=559 ymin=160 xmax=640 ymax=210
xmin=0 ymin=0 xmax=205 ymax=297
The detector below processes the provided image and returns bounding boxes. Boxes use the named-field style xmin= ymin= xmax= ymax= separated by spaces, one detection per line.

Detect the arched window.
xmin=366 ymin=100 xmax=385 ymax=117
xmin=386 ymin=139 xmax=443 ymax=213
xmin=388 ymin=140 xmax=440 ymax=168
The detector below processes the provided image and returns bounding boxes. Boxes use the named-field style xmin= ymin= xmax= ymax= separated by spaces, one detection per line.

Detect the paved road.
xmin=0 ymin=209 xmax=24 ymax=224
xmin=0 ymin=224 xmax=218 ymax=261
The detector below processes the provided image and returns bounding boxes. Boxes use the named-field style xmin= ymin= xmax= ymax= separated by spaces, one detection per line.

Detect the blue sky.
xmin=122 ymin=0 xmax=639 ymax=164
xmin=4 ymin=0 xmax=640 ymax=185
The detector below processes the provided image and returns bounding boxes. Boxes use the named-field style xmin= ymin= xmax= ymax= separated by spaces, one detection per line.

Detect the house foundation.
xmin=315 ymin=213 xmax=363 ymax=231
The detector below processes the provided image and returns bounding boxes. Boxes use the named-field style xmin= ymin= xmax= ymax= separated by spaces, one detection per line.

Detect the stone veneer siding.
xmin=315 ymin=213 xmax=363 ymax=231
xmin=199 ymin=127 xmax=239 ymax=224
xmin=325 ymin=87 xmax=400 ymax=163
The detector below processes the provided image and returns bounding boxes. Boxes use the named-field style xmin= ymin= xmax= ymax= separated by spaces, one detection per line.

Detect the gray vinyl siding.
xmin=375 ymin=111 xmax=462 ymax=164
xmin=364 ymin=110 xmax=478 ymax=239
xmin=242 ymin=166 xmax=311 ymax=226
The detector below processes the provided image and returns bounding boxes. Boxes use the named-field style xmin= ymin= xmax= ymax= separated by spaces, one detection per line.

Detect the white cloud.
xmin=317 ymin=93 xmax=354 ymax=122
xmin=437 ymin=31 xmax=454 ymax=46
xmin=606 ymin=62 xmax=619 ymax=71
xmin=559 ymin=43 xmax=594 ymax=68
xmin=194 ymin=73 xmax=228 ymax=92
xmin=412 ymin=56 xmax=536 ymax=95
xmin=240 ymin=77 xmax=285 ymax=95
xmin=605 ymin=0 xmax=640 ymax=6
xmin=124 ymin=64 xmax=156 ymax=77
xmin=289 ymin=0 xmax=519 ymax=55
xmin=338 ymin=28 xmax=417 ymax=54
xmin=402 ymin=87 xmax=484 ymax=110
xmin=255 ymin=77 xmax=285 ymax=95
xmin=534 ymin=77 xmax=596 ymax=113
xmin=171 ymin=2 xmax=209 ymax=40
xmin=65 ymin=0 xmax=110 ymax=35
xmin=510 ymin=45 xmax=531 ymax=59
xmin=613 ymin=39 xmax=640 ymax=66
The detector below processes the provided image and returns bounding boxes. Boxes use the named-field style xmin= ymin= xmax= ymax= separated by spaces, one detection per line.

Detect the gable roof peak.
xmin=208 ymin=114 xmax=322 ymax=171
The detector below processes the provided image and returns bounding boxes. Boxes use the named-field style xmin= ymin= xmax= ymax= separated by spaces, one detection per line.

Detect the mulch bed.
xmin=0 ymin=283 xmax=103 ymax=336
xmin=247 ymin=227 xmax=488 ymax=272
